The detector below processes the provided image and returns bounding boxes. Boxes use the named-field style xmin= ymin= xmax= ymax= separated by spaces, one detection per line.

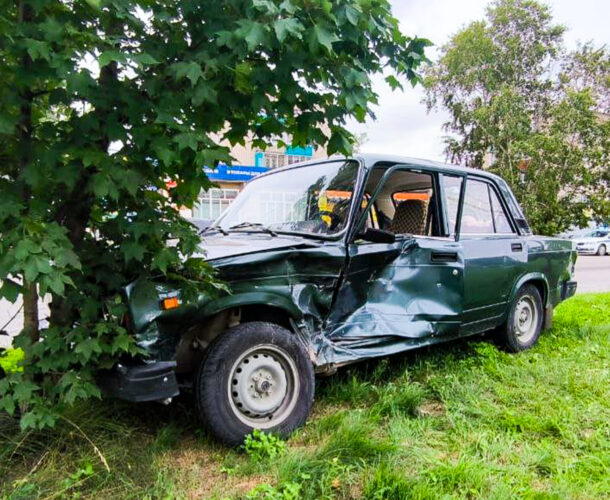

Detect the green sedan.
xmin=99 ymin=154 xmax=577 ymax=445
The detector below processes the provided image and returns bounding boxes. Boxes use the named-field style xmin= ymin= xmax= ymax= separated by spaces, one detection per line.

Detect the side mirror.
xmin=357 ymin=228 xmax=396 ymax=244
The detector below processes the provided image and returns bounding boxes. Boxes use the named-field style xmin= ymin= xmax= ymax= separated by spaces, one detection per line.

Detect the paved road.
xmin=573 ymin=255 xmax=610 ymax=293
xmin=1 ymin=255 xmax=608 ymax=348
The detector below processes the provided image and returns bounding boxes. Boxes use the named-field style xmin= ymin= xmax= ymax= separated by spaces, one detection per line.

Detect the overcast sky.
xmin=347 ymin=0 xmax=610 ymax=162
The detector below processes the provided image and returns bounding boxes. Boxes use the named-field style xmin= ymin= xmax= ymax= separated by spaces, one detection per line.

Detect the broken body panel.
xmin=122 ymin=155 xmax=577 ymax=385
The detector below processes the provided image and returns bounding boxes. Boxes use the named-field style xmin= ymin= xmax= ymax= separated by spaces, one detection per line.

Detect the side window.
xmin=461 ymin=179 xmax=494 ymax=234
xmin=441 ymin=175 xmax=463 ymax=236
xmin=359 ymin=169 xmax=440 ymax=237
xmin=489 ymin=187 xmax=514 ymax=234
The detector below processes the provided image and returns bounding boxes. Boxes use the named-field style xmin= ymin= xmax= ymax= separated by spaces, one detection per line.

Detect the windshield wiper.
xmin=228 ymin=222 xmax=277 ymax=237
xmin=200 ymin=225 xmax=228 ymax=236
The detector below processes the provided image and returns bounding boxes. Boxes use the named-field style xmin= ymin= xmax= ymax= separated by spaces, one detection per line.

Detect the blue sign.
xmin=203 ymin=164 xmax=269 ymax=182
xmin=285 ymin=145 xmax=313 ymax=156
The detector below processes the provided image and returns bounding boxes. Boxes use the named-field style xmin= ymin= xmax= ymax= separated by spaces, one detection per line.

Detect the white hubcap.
xmin=228 ymin=345 xmax=298 ymax=428
xmin=514 ymin=295 xmax=538 ymax=343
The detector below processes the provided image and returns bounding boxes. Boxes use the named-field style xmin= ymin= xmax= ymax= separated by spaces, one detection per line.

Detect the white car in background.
xmin=573 ymin=229 xmax=610 ymax=256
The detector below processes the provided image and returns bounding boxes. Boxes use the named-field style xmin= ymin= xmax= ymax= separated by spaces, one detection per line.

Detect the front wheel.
xmin=597 ymin=244 xmax=607 ymax=256
xmin=195 ymin=321 xmax=315 ymax=446
xmin=498 ymin=284 xmax=543 ymax=352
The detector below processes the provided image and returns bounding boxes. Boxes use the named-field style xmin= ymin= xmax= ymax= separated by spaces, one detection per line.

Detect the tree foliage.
xmin=0 ymin=0 xmax=429 ymax=428
xmin=424 ymin=0 xmax=609 ymax=234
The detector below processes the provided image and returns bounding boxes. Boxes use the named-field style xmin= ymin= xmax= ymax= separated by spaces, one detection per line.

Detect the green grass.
xmin=1 ymin=293 xmax=609 ymax=499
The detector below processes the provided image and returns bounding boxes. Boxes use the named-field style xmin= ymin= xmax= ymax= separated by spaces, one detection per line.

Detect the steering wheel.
xmin=312 ymin=210 xmax=343 ymax=230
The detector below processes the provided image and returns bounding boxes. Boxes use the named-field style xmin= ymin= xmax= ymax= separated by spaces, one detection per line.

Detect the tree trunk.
xmin=22 ymin=281 xmax=39 ymax=340
xmin=18 ymin=1 xmax=39 ymax=341
xmin=50 ymin=28 xmax=120 ymax=328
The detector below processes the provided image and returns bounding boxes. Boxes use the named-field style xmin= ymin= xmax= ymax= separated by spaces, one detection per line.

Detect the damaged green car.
xmin=100 ymin=155 xmax=577 ymax=445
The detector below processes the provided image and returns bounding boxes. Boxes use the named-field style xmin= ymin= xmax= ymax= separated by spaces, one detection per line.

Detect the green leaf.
xmin=327 ymin=129 xmax=352 ymax=155
xmin=344 ymin=5 xmax=360 ymax=26
xmin=122 ymin=240 xmax=146 ymax=262
xmin=133 ymin=53 xmax=159 ymax=66
xmin=236 ymin=20 xmax=267 ymax=51
xmin=311 ymin=25 xmax=338 ymax=53
xmin=274 ymin=18 xmax=304 ymax=43
xmin=192 ymin=82 xmax=218 ymax=106
xmin=216 ymin=31 xmax=234 ymax=48
xmin=279 ymin=0 xmax=297 ymax=14
xmin=385 ymin=75 xmax=402 ymax=90
xmin=172 ymin=61 xmax=204 ymax=87
xmin=0 ymin=279 xmax=22 ymax=303
xmin=151 ymin=247 xmax=175 ymax=274
xmin=33 ymin=255 xmax=52 ymax=275
xmin=111 ymin=333 xmax=132 ymax=355
xmin=174 ymin=132 xmax=200 ymax=152
xmin=234 ymin=62 xmax=253 ymax=94
xmin=91 ymin=173 xmax=110 ymax=198
xmin=13 ymin=381 xmax=39 ymax=403
xmin=66 ymin=71 xmax=95 ymax=95
xmin=253 ymin=0 xmax=279 ymax=15
xmin=46 ymin=273 xmax=66 ymax=296
xmin=24 ymin=39 xmax=50 ymax=62
xmin=83 ymin=0 xmax=101 ymax=9
xmin=15 ymin=239 xmax=42 ymax=261
xmin=99 ymin=50 xmax=126 ymax=68
xmin=74 ymin=338 xmax=102 ymax=362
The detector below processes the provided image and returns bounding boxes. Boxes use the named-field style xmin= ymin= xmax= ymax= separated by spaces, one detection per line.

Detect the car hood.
xmin=197 ymin=232 xmax=321 ymax=261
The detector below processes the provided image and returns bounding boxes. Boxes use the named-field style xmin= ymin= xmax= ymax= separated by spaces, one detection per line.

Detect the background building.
xmin=186 ymin=140 xmax=327 ymax=221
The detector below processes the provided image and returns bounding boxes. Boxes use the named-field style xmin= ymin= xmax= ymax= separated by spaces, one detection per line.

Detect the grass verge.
xmin=1 ymin=293 xmax=609 ymax=499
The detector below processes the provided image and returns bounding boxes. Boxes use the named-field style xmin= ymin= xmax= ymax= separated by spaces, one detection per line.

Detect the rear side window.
xmin=460 ymin=178 xmax=515 ymax=235
xmin=441 ymin=175 xmax=463 ymax=236
xmin=489 ymin=187 xmax=514 ymax=233
xmin=461 ymin=179 xmax=494 ymax=234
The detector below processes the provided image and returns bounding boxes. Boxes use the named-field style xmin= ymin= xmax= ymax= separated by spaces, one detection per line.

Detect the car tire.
xmin=499 ymin=284 xmax=543 ymax=353
xmin=194 ymin=321 xmax=315 ymax=446
xmin=597 ymin=244 xmax=607 ymax=256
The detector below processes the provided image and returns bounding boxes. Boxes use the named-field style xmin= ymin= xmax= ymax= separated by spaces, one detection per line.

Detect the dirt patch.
xmin=417 ymin=400 xmax=445 ymax=418
xmin=157 ymin=438 xmax=270 ymax=499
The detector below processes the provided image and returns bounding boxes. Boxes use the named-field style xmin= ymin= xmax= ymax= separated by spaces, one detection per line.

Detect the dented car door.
xmin=321 ymin=165 xmax=465 ymax=366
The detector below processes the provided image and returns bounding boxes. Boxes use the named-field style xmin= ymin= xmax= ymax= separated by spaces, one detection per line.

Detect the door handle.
xmin=511 ymin=243 xmax=523 ymax=252
xmin=431 ymin=251 xmax=458 ymax=263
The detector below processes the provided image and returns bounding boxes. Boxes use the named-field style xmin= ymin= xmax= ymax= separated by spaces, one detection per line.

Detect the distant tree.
xmin=423 ymin=0 xmax=609 ymax=234
xmin=0 ymin=0 xmax=429 ymax=428
xmin=352 ymin=132 xmax=369 ymax=153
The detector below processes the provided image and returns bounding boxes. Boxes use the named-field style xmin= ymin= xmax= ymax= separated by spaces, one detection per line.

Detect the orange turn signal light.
xmin=162 ymin=297 xmax=180 ymax=310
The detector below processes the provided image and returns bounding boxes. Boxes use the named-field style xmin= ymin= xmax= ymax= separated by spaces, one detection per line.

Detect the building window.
xmin=193 ymin=188 xmax=239 ymax=220
xmin=257 ymin=152 xmax=310 ymax=169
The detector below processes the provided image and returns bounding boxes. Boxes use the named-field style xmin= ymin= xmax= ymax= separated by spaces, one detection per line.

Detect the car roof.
xmin=255 ymin=153 xmax=504 ymax=184
xmin=355 ymin=153 xmax=503 ymax=180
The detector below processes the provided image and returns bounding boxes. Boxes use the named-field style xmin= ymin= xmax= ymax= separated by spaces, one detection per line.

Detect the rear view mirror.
xmin=357 ymin=228 xmax=396 ymax=244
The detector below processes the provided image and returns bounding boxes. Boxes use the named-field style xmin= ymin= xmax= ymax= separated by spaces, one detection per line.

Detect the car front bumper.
xmin=97 ymin=361 xmax=179 ymax=403
xmin=576 ymin=246 xmax=599 ymax=254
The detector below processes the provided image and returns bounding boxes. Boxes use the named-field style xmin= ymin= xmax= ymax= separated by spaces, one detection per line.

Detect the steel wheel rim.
xmin=227 ymin=344 xmax=299 ymax=428
xmin=514 ymin=295 xmax=538 ymax=343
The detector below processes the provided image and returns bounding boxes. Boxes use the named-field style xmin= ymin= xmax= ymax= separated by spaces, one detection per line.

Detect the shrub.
xmin=0 ymin=348 xmax=24 ymax=374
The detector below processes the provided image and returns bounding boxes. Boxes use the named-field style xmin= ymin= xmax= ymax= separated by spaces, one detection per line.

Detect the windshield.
xmin=215 ymin=160 xmax=360 ymax=237
xmin=589 ymin=231 xmax=608 ymax=238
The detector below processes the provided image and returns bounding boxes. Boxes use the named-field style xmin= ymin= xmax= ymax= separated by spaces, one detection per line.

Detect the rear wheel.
xmin=498 ymin=284 xmax=543 ymax=352
xmin=195 ymin=321 xmax=315 ymax=446
xmin=597 ymin=244 xmax=607 ymax=256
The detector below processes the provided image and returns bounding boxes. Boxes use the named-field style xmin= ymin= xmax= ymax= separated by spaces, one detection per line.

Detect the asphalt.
xmin=572 ymin=255 xmax=610 ymax=294
xmin=0 ymin=254 xmax=608 ymax=349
